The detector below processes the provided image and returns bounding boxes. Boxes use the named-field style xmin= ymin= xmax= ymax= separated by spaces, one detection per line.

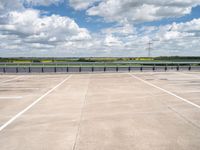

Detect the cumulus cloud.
xmin=0 ymin=0 xmax=64 ymax=14
xmin=0 ymin=9 xmax=91 ymax=55
xmin=1 ymin=10 xmax=200 ymax=56
xmin=69 ymin=0 xmax=100 ymax=10
xmin=96 ymin=18 xmax=200 ymax=56
xmin=151 ymin=19 xmax=200 ymax=41
xmin=0 ymin=0 xmax=200 ymax=56
xmin=0 ymin=0 xmax=24 ymax=15
xmin=101 ymin=24 xmax=136 ymax=36
xmin=24 ymin=0 xmax=63 ymax=6
xmin=86 ymin=0 xmax=200 ymax=24
xmin=1 ymin=9 xmax=91 ymax=40
xmin=104 ymin=34 xmax=123 ymax=47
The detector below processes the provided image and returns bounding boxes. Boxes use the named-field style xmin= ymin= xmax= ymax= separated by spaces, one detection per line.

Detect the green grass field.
xmin=0 ymin=57 xmax=199 ymax=68
xmin=1 ymin=56 xmax=200 ymax=63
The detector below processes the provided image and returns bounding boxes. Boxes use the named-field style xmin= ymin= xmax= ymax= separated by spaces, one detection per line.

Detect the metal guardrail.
xmin=0 ymin=61 xmax=200 ymax=65
xmin=0 ymin=62 xmax=199 ymax=73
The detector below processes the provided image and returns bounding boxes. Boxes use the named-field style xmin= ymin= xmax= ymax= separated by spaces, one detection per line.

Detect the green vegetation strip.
xmin=0 ymin=56 xmax=200 ymax=63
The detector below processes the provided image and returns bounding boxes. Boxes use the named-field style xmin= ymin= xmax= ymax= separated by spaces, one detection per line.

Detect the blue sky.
xmin=32 ymin=2 xmax=117 ymax=32
xmin=0 ymin=0 xmax=200 ymax=57
xmin=140 ymin=6 xmax=200 ymax=27
xmin=34 ymin=4 xmax=200 ymax=31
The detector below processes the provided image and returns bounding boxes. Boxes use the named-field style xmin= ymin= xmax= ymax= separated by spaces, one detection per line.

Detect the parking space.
xmin=0 ymin=72 xmax=200 ymax=150
xmin=0 ymin=75 xmax=68 ymax=127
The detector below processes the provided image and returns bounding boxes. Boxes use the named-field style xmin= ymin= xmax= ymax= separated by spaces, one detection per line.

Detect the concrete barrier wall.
xmin=0 ymin=66 xmax=199 ymax=73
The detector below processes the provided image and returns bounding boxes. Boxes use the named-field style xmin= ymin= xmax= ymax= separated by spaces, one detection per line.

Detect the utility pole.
xmin=147 ymin=40 xmax=153 ymax=57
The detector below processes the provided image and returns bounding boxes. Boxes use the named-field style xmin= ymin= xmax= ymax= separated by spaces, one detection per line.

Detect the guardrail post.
xmin=177 ymin=64 xmax=179 ymax=71
xmin=42 ymin=67 xmax=44 ymax=73
xmin=79 ymin=67 xmax=81 ymax=72
xmin=128 ymin=66 xmax=131 ymax=72
xmin=92 ymin=63 xmax=94 ymax=72
xmin=140 ymin=66 xmax=143 ymax=72
xmin=3 ymin=67 xmax=6 ymax=73
xmin=189 ymin=65 xmax=191 ymax=71
xmin=116 ymin=66 xmax=118 ymax=72
xmin=165 ymin=64 xmax=167 ymax=72
xmin=104 ymin=67 xmax=106 ymax=72
xmin=29 ymin=67 xmax=31 ymax=73
xmin=153 ymin=64 xmax=155 ymax=71
xmin=16 ymin=64 xmax=19 ymax=73
xmin=66 ymin=63 xmax=69 ymax=72
xmin=55 ymin=63 xmax=57 ymax=73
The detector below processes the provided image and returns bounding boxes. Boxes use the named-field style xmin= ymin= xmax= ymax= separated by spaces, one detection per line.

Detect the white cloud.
xmin=0 ymin=0 xmax=24 ymax=15
xmin=101 ymin=24 xmax=136 ymax=35
xmin=1 ymin=13 xmax=200 ymax=56
xmin=152 ymin=19 xmax=200 ymax=41
xmin=24 ymin=0 xmax=63 ymax=6
xmin=0 ymin=0 xmax=200 ymax=56
xmin=174 ymin=19 xmax=200 ymax=32
xmin=0 ymin=0 xmax=64 ymax=15
xmin=86 ymin=0 xmax=200 ymax=24
xmin=104 ymin=34 xmax=123 ymax=47
xmin=69 ymin=0 xmax=100 ymax=10
xmin=90 ymin=18 xmax=200 ymax=56
xmin=0 ymin=9 xmax=91 ymax=54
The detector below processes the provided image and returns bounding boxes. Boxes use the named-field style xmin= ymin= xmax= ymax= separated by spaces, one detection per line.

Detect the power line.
xmin=147 ymin=40 xmax=153 ymax=57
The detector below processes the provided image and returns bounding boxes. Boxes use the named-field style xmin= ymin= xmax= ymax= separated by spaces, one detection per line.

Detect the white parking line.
xmin=0 ymin=75 xmax=72 ymax=132
xmin=0 ymin=96 xmax=23 ymax=99
xmin=129 ymin=74 xmax=200 ymax=109
xmin=0 ymin=87 xmax=40 ymax=90
xmin=0 ymin=76 xmax=24 ymax=83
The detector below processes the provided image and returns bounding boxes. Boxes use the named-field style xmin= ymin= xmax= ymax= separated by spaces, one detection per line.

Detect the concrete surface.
xmin=0 ymin=72 xmax=200 ymax=150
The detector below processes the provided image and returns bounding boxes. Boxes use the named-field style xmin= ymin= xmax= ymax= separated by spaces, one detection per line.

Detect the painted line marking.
xmin=0 ymin=96 xmax=23 ymax=99
xmin=15 ymin=88 xmax=40 ymax=90
xmin=0 ymin=76 xmax=24 ymax=83
xmin=129 ymin=74 xmax=200 ymax=109
xmin=0 ymin=75 xmax=72 ymax=132
xmin=0 ymin=87 xmax=40 ymax=90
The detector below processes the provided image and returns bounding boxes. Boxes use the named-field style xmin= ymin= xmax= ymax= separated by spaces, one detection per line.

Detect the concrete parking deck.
xmin=0 ymin=72 xmax=200 ymax=150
